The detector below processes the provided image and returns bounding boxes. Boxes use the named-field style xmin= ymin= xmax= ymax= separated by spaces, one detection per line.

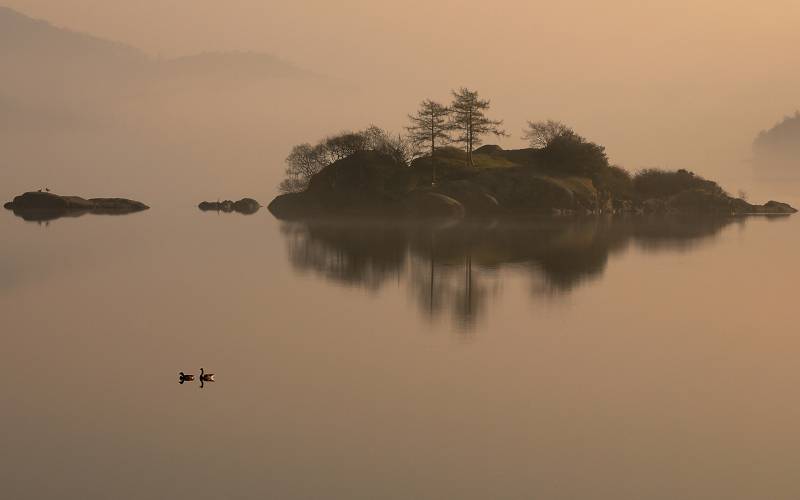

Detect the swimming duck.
xmin=199 ymin=367 xmax=215 ymax=388
xmin=178 ymin=371 xmax=195 ymax=384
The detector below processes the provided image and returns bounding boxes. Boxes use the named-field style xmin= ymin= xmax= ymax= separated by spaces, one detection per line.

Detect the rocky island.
xmin=268 ymin=89 xmax=796 ymax=220
xmin=4 ymin=191 xmax=149 ymax=221
xmin=268 ymin=146 xmax=796 ymax=220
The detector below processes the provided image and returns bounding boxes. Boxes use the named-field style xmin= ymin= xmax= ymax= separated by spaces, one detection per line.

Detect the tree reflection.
xmin=281 ymin=216 xmax=753 ymax=330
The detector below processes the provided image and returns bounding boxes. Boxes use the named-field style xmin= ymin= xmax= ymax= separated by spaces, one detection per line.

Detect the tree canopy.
xmin=522 ymin=120 xmax=573 ymax=149
xmin=448 ymin=87 xmax=506 ymax=167
xmin=279 ymin=126 xmax=412 ymax=193
xmin=406 ymin=99 xmax=450 ymax=157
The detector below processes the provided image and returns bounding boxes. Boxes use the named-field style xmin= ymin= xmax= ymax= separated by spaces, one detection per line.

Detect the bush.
xmin=541 ymin=133 xmax=609 ymax=175
xmin=632 ymin=169 xmax=725 ymax=198
xmin=593 ymin=165 xmax=634 ymax=198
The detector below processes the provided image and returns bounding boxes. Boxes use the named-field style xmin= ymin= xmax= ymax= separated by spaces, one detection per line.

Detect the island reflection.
xmin=281 ymin=216 xmax=753 ymax=330
xmin=7 ymin=206 xmax=146 ymax=223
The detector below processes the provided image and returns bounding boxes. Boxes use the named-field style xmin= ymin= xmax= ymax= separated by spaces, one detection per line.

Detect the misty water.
xmin=2 ymin=207 xmax=799 ymax=500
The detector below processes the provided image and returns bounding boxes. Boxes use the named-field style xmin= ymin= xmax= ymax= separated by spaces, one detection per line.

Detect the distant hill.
xmin=0 ymin=5 xmax=148 ymax=70
xmin=754 ymin=112 xmax=800 ymax=177
xmin=0 ymin=5 xmax=148 ymax=109
xmin=0 ymin=5 xmax=321 ymax=110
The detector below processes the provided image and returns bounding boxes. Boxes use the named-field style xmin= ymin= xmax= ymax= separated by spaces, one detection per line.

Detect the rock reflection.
xmin=6 ymin=207 xmax=145 ymax=223
xmin=281 ymin=216 xmax=750 ymax=329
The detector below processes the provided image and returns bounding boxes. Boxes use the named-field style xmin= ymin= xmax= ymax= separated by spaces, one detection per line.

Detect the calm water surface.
xmin=2 ymin=207 xmax=799 ymax=499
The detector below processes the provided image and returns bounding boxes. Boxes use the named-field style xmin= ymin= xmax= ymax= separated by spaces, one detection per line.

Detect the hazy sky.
xmin=3 ymin=0 xmax=800 ymax=198
xmin=6 ymin=1 xmax=799 ymax=73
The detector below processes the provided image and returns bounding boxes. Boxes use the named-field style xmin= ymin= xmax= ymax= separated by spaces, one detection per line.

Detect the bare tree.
xmin=522 ymin=120 xmax=574 ymax=148
xmin=406 ymin=99 xmax=450 ymax=157
xmin=280 ymin=143 xmax=329 ymax=193
xmin=449 ymin=87 xmax=506 ymax=167
xmin=278 ymin=176 xmax=308 ymax=194
xmin=324 ymin=132 xmax=369 ymax=161
xmin=278 ymin=127 xmax=412 ymax=193
xmin=362 ymin=125 xmax=414 ymax=166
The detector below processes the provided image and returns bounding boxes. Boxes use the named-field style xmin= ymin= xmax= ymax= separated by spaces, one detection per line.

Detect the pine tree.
xmin=406 ymin=99 xmax=451 ymax=157
xmin=449 ymin=87 xmax=506 ymax=166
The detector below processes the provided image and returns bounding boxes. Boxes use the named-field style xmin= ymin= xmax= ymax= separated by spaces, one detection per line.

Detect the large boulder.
xmin=404 ymin=191 xmax=465 ymax=219
xmin=433 ymin=180 xmax=502 ymax=216
xmin=267 ymin=192 xmax=322 ymax=219
xmin=469 ymin=170 xmax=591 ymax=212
xmin=7 ymin=192 xmax=94 ymax=210
xmin=232 ymin=198 xmax=261 ymax=214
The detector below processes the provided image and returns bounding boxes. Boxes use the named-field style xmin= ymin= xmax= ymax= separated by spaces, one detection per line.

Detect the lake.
xmin=2 ymin=207 xmax=799 ymax=499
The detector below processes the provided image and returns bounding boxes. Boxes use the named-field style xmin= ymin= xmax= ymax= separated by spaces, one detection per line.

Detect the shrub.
xmin=594 ymin=164 xmax=634 ymax=198
xmin=632 ymin=168 xmax=725 ymax=198
xmin=541 ymin=133 xmax=609 ymax=175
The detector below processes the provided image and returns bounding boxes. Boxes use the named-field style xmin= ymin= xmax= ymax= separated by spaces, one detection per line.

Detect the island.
xmin=4 ymin=191 xmax=149 ymax=221
xmin=268 ymin=89 xmax=796 ymax=220
xmin=198 ymin=198 xmax=261 ymax=214
xmin=268 ymin=146 xmax=796 ymax=220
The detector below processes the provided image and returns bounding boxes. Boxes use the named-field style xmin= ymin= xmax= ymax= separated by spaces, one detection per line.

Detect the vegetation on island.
xmin=271 ymin=87 xmax=796 ymax=219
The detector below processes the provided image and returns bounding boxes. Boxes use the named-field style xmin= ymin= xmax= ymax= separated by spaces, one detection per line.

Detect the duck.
xmin=200 ymin=368 xmax=215 ymax=382
xmin=178 ymin=371 xmax=195 ymax=384
xmin=199 ymin=367 xmax=215 ymax=388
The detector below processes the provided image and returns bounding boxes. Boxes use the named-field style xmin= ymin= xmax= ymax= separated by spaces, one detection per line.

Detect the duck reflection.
xmin=281 ymin=216 xmax=754 ymax=330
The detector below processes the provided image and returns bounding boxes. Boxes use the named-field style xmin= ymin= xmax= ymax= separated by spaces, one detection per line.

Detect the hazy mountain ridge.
xmin=753 ymin=112 xmax=800 ymax=179
xmin=0 ymin=5 xmax=321 ymax=104
xmin=0 ymin=5 xmax=147 ymax=65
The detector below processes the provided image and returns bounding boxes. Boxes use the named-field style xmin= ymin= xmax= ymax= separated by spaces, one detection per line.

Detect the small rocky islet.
xmin=198 ymin=198 xmax=261 ymax=214
xmin=4 ymin=191 xmax=149 ymax=221
xmin=268 ymin=146 xmax=797 ymax=220
xmin=3 ymin=192 xmax=265 ymax=220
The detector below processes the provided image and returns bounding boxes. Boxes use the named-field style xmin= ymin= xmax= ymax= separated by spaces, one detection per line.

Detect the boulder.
xmin=8 ymin=192 xmax=93 ymax=210
xmin=404 ymin=192 xmax=465 ymax=219
xmin=232 ymin=198 xmax=261 ymax=214
xmin=89 ymin=198 xmax=149 ymax=213
xmin=433 ymin=180 xmax=502 ymax=217
xmin=267 ymin=193 xmax=314 ymax=219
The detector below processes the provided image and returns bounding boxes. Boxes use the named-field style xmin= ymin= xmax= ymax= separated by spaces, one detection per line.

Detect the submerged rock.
xmin=198 ymin=198 xmax=261 ymax=214
xmin=4 ymin=192 xmax=149 ymax=221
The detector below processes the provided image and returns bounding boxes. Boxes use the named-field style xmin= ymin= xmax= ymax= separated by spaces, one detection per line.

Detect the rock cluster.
xmin=4 ymin=191 xmax=149 ymax=220
xmin=198 ymin=198 xmax=261 ymax=214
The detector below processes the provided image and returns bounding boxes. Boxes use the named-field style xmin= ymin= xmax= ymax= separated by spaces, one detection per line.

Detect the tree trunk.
xmin=467 ymin=110 xmax=474 ymax=167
